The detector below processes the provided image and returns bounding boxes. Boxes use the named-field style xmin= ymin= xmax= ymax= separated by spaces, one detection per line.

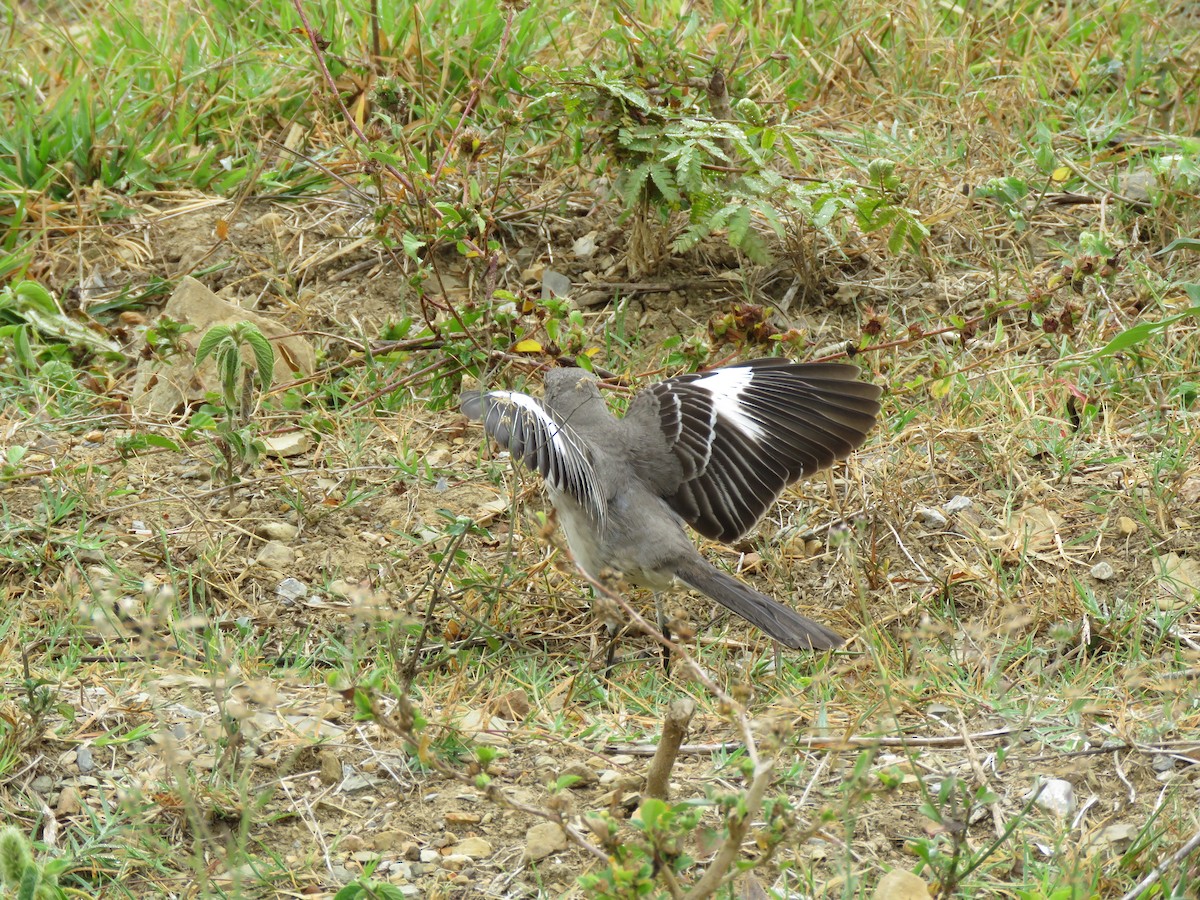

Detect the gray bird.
xmin=462 ymin=359 xmax=881 ymax=653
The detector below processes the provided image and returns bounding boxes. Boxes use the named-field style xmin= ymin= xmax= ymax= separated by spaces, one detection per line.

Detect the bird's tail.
xmin=673 ymin=556 xmax=844 ymax=650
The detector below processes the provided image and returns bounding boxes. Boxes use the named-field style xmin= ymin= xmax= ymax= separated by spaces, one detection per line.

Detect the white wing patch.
xmin=691 ymin=367 xmax=766 ymax=442
xmin=467 ymin=388 xmax=607 ymax=527
xmin=493 ymin=390 xmax=575 ymax=457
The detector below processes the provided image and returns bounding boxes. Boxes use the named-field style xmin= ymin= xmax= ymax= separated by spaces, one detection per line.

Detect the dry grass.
xmin=1 ymin=0 xmax=1199 ymax=897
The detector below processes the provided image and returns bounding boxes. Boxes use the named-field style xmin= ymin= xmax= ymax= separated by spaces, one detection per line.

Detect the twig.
xmin=683 ymin=759 xmax=775 ymax=900
xmin=1118 ymin=824 xmax=1200 ymax=900
xmin=644 ymin=698 xmax=696 ymax=800
xmin=606 ymin=728 xmax=1016 ymax=756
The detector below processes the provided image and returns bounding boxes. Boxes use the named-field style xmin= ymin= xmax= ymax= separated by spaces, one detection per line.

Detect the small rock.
xmin=916 ymin=507 xmax=947 ymax=528
xmin=257 ymin=521 xmax=299 ymax=541
xmin=445 ymin=811 xmax=482 ymax=826
xmin=1117 ymin=516 xmax=1138 ymax=536
xmin=944 ymin=495 xmax=974 ymax=514
xmin=1032 ymin=778 xmax=1076 ymax=817
xmin=254 ymin=211 xmax=285 ymax=233
xmin=56 ymin=786 xmax=82 ymax=815
xmin=1155 ymin=553 xmax=1200 ymax=610
xmin=388 ymin=861 xmax=412 ymax=880
xmin=523 ymin=822 xmax=567 ymax=862
xmin=329 ymin=865 xmax=355 ymax=885
xmin=542 ymin=270 xmax=572 ymax=299
xmin=441 ymin=854 xmax=471 ymax=871
xmin=370 ymin=831 xmax=408 ymax=852
xmin=396 ymin=886 xmax=421 ymax=898
xmin=262 ymin=432 xmax=311 ymax=458
xmin=1090 ymin=561 xmax=1116 ymax=581
xmin=1098 ymin=822 xmax=1139 ymax=848
xmin=559 ymin=762 xmax=599 ymax=788
xmin=401 ymin=842 xmax=420 ymax=861
xmin=572 ymin=231 xmax=598 ymax=258
xmin=419 ymin=849 xmax=439 ymax=864
xmin=255 ymin=541 xmax=295 ymax=570
xmin=328 ymin=578 xmax=358 ymax=598
xmin=458 ymin=708 xmax=509 ymax=746
xmin=340 ymin=834 xmax=366 ymax=853
xmin=31 ymin=775 xmax=53 ymax=794
xmin=75 ymin=745 xmax=94 ymax=774
xmin=317 ymin=749 xmax=342 ymax=785
xmin=339 ymin=773 xmax=377 ymax=793
xmin=276 ymin=577 xmax=308 ymax=601
xmin=455 ymin=837 xmax=492 ymax=859
xmin=490 ymin=689 xmax=531 ymax=721
xmin=873 ymin=869 xmax=933 ymax=900
xmin=1150 ymin=754 xmax=1176 ymax=773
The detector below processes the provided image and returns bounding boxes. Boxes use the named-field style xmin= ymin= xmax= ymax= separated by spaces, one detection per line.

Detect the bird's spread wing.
xmin=629 ymin=359 xmax=881 ymax=542
xmin=462 ymin=390 xmax=606 ymax=526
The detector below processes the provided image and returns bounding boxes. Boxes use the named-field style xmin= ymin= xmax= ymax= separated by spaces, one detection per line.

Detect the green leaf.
xmin=648 ymin=163 xmax=679 ymax=204
xmin=401 ymin=232 xmax=425 ymax=260
xmin=242 ymin=327 xmax=276 ymax=390
xmin=195 ymin=325 xmax=232 ymax=365
xmin=17 ymin=865 xmax=40 ymax=900
xmin=1156 ymin=237 xmax=1200 ymax=256
xmin=620 ymin=163 xmax=653 ymax=207
xmin=13 ymin=281 xmax=57 ymax=314
xmin=637 ymin=797 xmax=667 ymax=831
xmin=218 ymin=345 xmax=241 ymax=407
xmin=1094 ymin=305 xmax=1200 ymax=357
xmin=12 ymin=324 xmax=35 ymax=370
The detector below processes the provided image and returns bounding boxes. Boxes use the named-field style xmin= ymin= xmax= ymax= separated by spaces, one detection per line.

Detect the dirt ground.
xmin=3 ymin=188 xmax=1199 ymax=898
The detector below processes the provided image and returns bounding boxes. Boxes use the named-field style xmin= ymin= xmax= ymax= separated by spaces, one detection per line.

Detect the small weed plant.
xmin=192 ymin=322 xmax=275 ymax=491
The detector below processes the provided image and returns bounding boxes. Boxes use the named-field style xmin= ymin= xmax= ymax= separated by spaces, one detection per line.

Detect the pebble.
xmin=340 ymin=835 xmax=365 ymax=853
xmin=491 ymin=689 xmax=531 ymax=720
xmin=873 ymin=869 xmax=933 ymax=900
xmin=255 ymin=541 xmax=295 ymax=570
xmin=262 ymin=432 xmax=311 ymax=458
xmin=420 ymin=849 xmax=439 ymax=864
xmin=944 ymin=495 xmax=974 ymax=514
xmin=1117 ymin=516 xmax=1138 ymax=536
xmin=523 ymin=822 xmax=567 ymax=862
xmin=455 ymin=837 xmax=493 ymax=859
xmin=1150 ymin=754 xmax=1176 ymax=773
xmin=1090 ymin=561 xmax=1115 ymax=581
xmin=31 ymin=775 xmax=53 ymax=794
xmin=560 ymin=762 xmax=599 ymax=788
xmin=276 ymin=577 xmax=308 ymax=601
xmin=572 ymin=231 xmax=598 ymax=258
xmin=317 ymin=749 xmax=342 ymax=785
xmin=75 ymin=745 xmax=94 ymax=774
xmin=1032 ymin=778 xmax=1076 ymax=817
xmin=56 ymin=786 xmax=82 ymax=815
xmin=916 ymin=507 xmax=948 ymax=528
xmin=542 ymin=270 xmax=572 ymax=299
xmin=258 ymin=521 xmax=299 ymax=541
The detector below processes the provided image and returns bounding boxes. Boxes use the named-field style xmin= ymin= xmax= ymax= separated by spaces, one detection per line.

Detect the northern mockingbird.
xmin=462 ymin=359 xmax=881 ymax=653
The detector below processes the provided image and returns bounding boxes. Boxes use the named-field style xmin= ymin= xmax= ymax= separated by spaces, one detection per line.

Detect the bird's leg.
xmin=603 ymin=622 xmax=621 ymax=677
xmin=653 ymin=593 xmax=672 ymax=671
